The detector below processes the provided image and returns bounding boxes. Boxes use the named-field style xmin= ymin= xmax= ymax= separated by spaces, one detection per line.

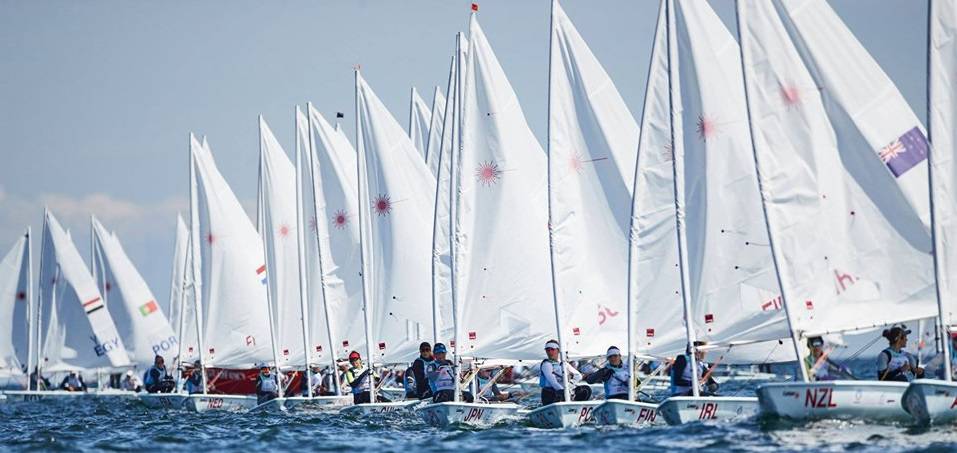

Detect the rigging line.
xmin=730 ymin=341 xmax=780 ymax=397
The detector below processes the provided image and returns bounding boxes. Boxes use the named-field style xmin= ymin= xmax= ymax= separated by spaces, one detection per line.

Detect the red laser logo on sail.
xmin=696 ymin=115 xmax=718 ymax=141
xmin=333 ymin=210 xmax=349 ymax=229
xmin=373 ymin=195 xmax=392 ymax=216
xmin=278 ymin=224 xmax=291 ymax=238
xmin=476 ymin=161 xmax=501 ymax=186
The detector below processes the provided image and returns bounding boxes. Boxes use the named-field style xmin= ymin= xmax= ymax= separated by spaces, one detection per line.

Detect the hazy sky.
xmin=0 ymin=0 xmax=929 ymax=308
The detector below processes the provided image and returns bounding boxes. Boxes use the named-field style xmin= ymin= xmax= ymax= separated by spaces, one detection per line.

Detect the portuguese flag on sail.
xmin=138 ymin=300 xmax=158 ymax=317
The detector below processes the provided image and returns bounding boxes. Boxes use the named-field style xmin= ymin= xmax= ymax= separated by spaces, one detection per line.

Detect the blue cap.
xmin=434 ymin=343 xmax=448 ymax=354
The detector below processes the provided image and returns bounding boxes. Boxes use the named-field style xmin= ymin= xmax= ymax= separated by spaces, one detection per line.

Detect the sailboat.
xmin=902 ymin=0 xmax=957 ymax=425
xmin=339 ymin=70 xmax=436 ymax=416
xmin=7 ymin=211 xmax=132 ymax=401
xmin=737 ymin=0 xmax=937 ymax=422
xmin=140 ymin=215 xmax=193 ymax=409
xmin=0 ymin=232 xmax=31 ymax=392
xmin=185 ymin=135 xmax=274 ymax=412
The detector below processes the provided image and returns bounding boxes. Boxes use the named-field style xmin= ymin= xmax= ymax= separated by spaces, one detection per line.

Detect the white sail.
xmin=409 ymin=87 xmax=432 ymax=161
xmin=0 ymin=235 xmax=29 ymax=373
xmin=456 ymin=15 xmax=555 ymax=359
xmin=667 ymin=0 xmax=790 ymax=355
xmin=630 ymin=2 xmax=686 ymax=360
xmin=548 ymin=0 xmax=638 ymax=356
xmin=305 ymin=104 xmax=368 ymax=360
xmin=355 ymin=72 xmax=435 ymax=364
xmin=91 ymin=218 xmax=177 ymax=367
xmin=39 ymin=211 xmax=131 ymax=372
xmin=168 ymin=214 xmax=197 ymax=363
xmin=258 ymin=117 xmax=307 ymax=367
xmin=930 ymin=0 xmax=957 ymax=327
xmin=191 ymin=136 xmax=273 ymax=369
xmin=738 ymin=0 xmax=936 ymax=337
xmin=425 ymin=86 xmax=448 ymax=175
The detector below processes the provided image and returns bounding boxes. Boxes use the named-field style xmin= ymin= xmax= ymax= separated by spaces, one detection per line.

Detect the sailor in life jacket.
xmin=183 ymin=360 xmax=204 ymax=394
xmin=877 ymin=325 xmax=924 ymax=382
xmin=804 ymin=336 xmax=853 ymax=381
xmin=342 ymin=351 xmax=390 ymax=405
xmin=143 ymin=355 xmax=175 ymax=393
xmin=669 ymin=341 xmax=719 ymax=396
xmin=405 ymin=342 xmax=433 ymax=400
xmin=584 ymin=346 xmax=634 ymax=400
xmin=256 ymin=364 xmax=281 ymax=404
xmin=539 ymin=340 xmax=591 ymax=406
xmin=427 ymin=343 xmax=474 ymax=403
xmin=476 ymin=367 xmax=515 ymax=402
xmin=59 ymin=371 xmax=87 ymax=392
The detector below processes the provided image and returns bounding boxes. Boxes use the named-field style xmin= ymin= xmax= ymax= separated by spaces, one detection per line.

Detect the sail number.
xmin=804 ymin=388 xmax=837 ymax=408
xmin=464 ymin=407 xmax=485 ymax=422
xmin=698 ymin=402 xmax=719 ymax=420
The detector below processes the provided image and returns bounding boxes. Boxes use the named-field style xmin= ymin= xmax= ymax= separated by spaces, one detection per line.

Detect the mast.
xmin=544 ymin=0 xmax=572 ymax=402
xmin=189 ymin=134 xmax=209 ymax=395
xmin=25 ymin=228 xmax=33 ymax=391
xmin=430 ymin=55 xmax=456 ymax=345
xmin=172 ymin=232 xmax=190 ymax=394
xmin=355 ymin=68 xmax=378 ymax=403
xmin=664 ymin=0 xmax=701 ymax=398
xmin=927 ymin=0 xmax=952 ymax=381
xmin=295 ymin=107 xmax=315 ymax=398
xmin=408 ymin=86 xmax=416 ymax=140
xmin=34 ymin=215 xmax=47 ymax=390
xmin=258 ymin=116 xmax=285 ymax=398
xmin=734 ymin=0 xmax=808 ymax=382
xmin=306 ymin=103 xmax=343 ymax=396
xmin=450 ymin=30 xmax=465 ymax=404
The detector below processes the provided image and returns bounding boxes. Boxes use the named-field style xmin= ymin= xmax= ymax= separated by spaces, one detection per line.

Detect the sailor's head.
xmin=154 ymin=355 xmax=165 ymax=367
xmin=433 ymin=343 xmax=448 ymax=361
xmin=688 ymin=341 xmax=707 ymax=360
xmin=544 ymin=340 xmax=561 ymax=360
xmin=807 ymin=336 xmax=825 ymax=353
xmin=125 ymin=370 xmax=134 ymax=377
xmin=70 ymin=370 xmax=78 ymax=377
xmin=419 ymin=342 xmax=433 ymax=359
xmin=606 ymin=346 xmax=622 ymax=366
xmin=883 ymin=325 xmax=911 ymax=348
xmin=477 ymin=368 xmax=492 ymax=378
xmin=348 ymin=351 xmax=362 ymax=366
xmin=259 ymin=364 xmax=271 ymax=375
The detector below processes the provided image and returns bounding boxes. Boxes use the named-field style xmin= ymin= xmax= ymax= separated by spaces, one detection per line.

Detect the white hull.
xmin=185 ymin=394 xmax=259 ymax=413
xmin=251 ymin=397 xmax=287 ymax=413
xmin=526 ymin=401 xmax=601 ymax=428
xmin=756 ymin=381 xmax=910 ymax=422
xmin=91 ymin=389 xmax=138 ymax=398
xmin=339 ymin=400 xmax=422 ymax=416
xmin=902 ymin=379 xmax=957 ymax=425
xmin=417 ymin=402 xmax=521 ymax=428
xmin=139 ymin=393 xmax=189 ymax=410
xmin=2 ymin=390 xmax=91 ymax=401
xmin=283 ymin=395 xmax=353 ymax=411
xmin=592 ymin=400 xmax=663 ymax=426
xmin=658 ymin=396 xmax=759 ymax=425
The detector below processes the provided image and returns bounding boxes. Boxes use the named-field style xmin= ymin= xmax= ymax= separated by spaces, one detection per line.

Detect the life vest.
xmin=539 ymin=359 xmax=567 ymax=390
xmin=258 ymin=373 xmax=278 ymax=394
xmin=346 ymin=366 xmax=371 ymax=394
xmin=880 ymin=348 xmax=915 ymax=381
xmin=403 ymin=365 xmax=416 ymax=394
xmin=428 ymin=360 xmax=456 ymax=392
xmin=143 ymin=365 xmax=168 ymax=387
xmin=603 ymin=362 xmax=630 ymax=397
xmin=670 ymin=354 xmax=706 ymax=396
xmin=185 ymin=374 xmax=202 ymax=394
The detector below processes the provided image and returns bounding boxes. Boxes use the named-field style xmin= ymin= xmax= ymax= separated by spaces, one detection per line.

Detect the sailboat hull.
xmin=2 ymin=390 xmax=91 ymax=401
xmin=250 ymin=397 xmax=287 ymax=413
xmin=756 ymin=381 xmax=910 ymax=422
xmin=657 ymin=396 xmax=758 ymax=425
xmin=283 ymin=395 xmax=353 ymax=410
xmin=339 ymin=400 xmax=422 ymax=416
xmin=417 ymin=402 xmax=520 ymax=428
xmin=902 ymin=379 xmax=957 ymax=425
xmin=592 ymin=400 xmax=663 ymax=426
xmin=139 ymin=393 xmax=188 ymax=409
xmin=185 ymin=394 xmax=258 ymax=412
xmin=526 ymin=401 xmax=601 ymax=428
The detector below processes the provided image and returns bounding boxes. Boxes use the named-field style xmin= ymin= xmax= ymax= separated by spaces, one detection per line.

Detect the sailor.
xmin=256 ymin=364 xmax=280 ymax=404
xmin=585 ymin=346 xmax=633 ymax=400
xmin=669 ymin=341 xmax=719 ymax=396
xmin=318 ymin=366 xmax=338 ymax=396
xmin=59 ymin=371 xmax=86 ymax=392
xmin=184 ymin=360 xmax=204 ymax=394
xmin=539 ymin=340 xmax=591 ymax=406
xmin=143 ymin=355 xmax=175 ymax=393
xmin=935 ymin=333 xmax=957 ymax=380
xmin=427 ymin=343 xmax=474 ymax=403
xmin=29 ymin=367 xmax=51 ymax=391
xmin=877 ymin=325 xmax=924 ymax=382
xmin=476 ymin=367 xmax=523 ymax=402
xmin=406 ymin=342 xmax=433 ymax=399
xmin=120 ymin=370 xmax=143 ymax=392
xmin=343 ymin=351 xmax=390 ymax=404
xmin=804 ymin=336 xmax=852 ymax=381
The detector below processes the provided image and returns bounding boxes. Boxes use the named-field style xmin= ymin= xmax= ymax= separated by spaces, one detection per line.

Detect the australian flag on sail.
xmin=878 ymin=126 xmax=928 ymax=178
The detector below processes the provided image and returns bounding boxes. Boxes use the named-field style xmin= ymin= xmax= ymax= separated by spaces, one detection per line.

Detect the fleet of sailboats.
xmin=3 ymin=0 xmax=957 ymax=430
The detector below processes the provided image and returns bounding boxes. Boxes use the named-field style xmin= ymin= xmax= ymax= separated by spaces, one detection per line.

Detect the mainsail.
xmin=409 ymin=86 xmax=432 ymax=161
xmin=355 ymin=71 xmax=435 ymax=364
xmin=424 ymin=86 xmax=447 ymax=174
xmin=39 ymin=210 xmax=131 ymax=372
xmin=0 ymin=234 xmax=29 ymax=375
xmin=191 ymin=136 xmax=273 ymax=369
xmin=548 ymin=0 xmax=638 ymax=356
xmin=91 ymin=217 xmax=177 ymax=367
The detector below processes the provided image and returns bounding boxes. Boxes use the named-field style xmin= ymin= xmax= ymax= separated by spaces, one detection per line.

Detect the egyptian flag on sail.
xmin=83 ymin=296 xmax=105 ymax=315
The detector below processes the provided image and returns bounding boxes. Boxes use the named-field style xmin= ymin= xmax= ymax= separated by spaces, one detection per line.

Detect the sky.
xmin=0 ymin=0 xmax=929 ymax=309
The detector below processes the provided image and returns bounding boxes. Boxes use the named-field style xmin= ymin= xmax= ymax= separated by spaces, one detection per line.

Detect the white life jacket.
xmin=429 ymin=360 xmax=456 ymax=392
xmin=258 ymin=374 xmax=278 ymax=393
xmin=603 ymin=363 xmax=630 ymax=397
